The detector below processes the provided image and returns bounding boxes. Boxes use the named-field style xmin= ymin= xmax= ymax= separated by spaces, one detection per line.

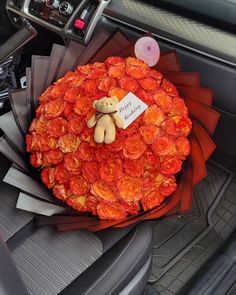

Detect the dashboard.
xmin=6 ymin=0 xmax=111 ymax=44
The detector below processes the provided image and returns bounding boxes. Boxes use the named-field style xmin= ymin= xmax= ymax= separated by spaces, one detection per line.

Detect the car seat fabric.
xmin=11 ymin=226 xmax=103 ymax=295
xmin=0 ymin=182 xmax=33 ymax=242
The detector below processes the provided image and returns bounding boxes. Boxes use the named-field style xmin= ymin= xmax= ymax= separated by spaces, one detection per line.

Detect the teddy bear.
xmin=87 ymin=96 xmax=124 ymax=144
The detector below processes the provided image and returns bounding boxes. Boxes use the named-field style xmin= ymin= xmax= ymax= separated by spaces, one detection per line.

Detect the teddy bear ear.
xmin=92 ymin=100 xmax=98 ymax=109
xmin=112 ymin=96 xmax=119 ymax=103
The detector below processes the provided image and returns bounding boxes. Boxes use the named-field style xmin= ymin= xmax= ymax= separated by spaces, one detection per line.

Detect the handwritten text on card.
xmin=117 ymin=92 xmax=148 ymax=129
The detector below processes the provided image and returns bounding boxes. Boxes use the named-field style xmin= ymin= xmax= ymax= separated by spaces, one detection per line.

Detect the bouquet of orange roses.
xmin=0 ymin=29 xmax=220 ymax=232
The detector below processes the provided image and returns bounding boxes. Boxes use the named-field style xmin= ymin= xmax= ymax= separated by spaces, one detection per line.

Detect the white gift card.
xmin=117 ymin=92 xmax=148 ymax=129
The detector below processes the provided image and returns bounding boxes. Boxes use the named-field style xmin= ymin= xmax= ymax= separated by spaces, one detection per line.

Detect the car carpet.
xmin=149 ymin=151 xmax=236 ymax=295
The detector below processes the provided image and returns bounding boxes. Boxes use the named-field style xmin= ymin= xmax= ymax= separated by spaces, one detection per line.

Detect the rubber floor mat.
xmin=150 ymin=156 xmax=236 ymax=295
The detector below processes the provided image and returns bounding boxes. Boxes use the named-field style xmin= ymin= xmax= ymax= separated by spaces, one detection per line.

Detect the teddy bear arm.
xmin=87 ymin=115 xmax=97 ymax=128
xmin=112 ymin=113 xmax=124 ymax=129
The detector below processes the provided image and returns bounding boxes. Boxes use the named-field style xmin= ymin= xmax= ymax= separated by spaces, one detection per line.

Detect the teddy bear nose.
xmin=106 ymin=103 xmax=108 ymax=106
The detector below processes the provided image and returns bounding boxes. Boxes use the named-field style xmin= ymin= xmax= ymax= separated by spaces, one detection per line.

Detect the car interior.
xmin=1 ymin=0 xmax=236 ymax=294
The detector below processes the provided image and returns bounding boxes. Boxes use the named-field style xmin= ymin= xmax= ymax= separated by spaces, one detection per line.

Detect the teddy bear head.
xmin=93 ymin=96 xmax=119 ymax=114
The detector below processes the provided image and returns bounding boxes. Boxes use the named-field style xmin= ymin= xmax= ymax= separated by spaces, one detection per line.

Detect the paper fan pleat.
xmin=178 ymin=85 xmax=213 ymax=106
xmin=184 ymin=97 xmax=220 ymax=134
xmin=192 ymin=119 xmax=216 ymax=161
xmin=156 ymin=51 xmax=182 ymax=72
xmin=163 ymin=72 xmax=200 ymax=87
xmin=190 ymin=134 xmax=207 ymax=186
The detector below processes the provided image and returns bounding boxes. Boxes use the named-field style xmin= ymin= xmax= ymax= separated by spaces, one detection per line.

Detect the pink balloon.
xmin=134 ymin=37 xmax=160 ymax=67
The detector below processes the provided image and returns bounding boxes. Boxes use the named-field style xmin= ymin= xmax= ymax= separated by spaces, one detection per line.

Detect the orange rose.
xmin=36 ymin=134 xmax=57 ymax=152
xmin=39 ymin=83 xmax=68 ymax=102
xmin=80 ymin=126 xmax=94 ymax=141
xmin=53 ymin=183 xmax=71 ymax=201
xmin=47 ymin=118 xmax=68 ymax=138
xmin=68 ymin=75 xmax=86 ymax=88
xmin=87 ymin=68 xmax=107 ymax=79
xmin=108 ymin=87 xmax=128 ymax=101
xmin=139 ymin=77 xmax=159 ymax=91
xmin=160 ymin=156 xmax=182 ymax=175
xmin=154 ymin=90 xmax=173 ymax=113
xmin=136 ymin=89 xmax=154 ymax=106
xmin=35 ymin=103 xmax=45 ymax=118
xmin=57 ymin=71 xmax=75 ymax=83
xmin=63 ymin=102 xmax=74 ymax=118
xmin=82 ymin=79 xmax=99 ymax=95
xmin=64 ymin=152 xmax=81 ymax=174
xmin=97 ymin=202 xmax=127 ymax=220
xmin=43 ymin=149 xmax=64 ymax=165
xmin=58 ymin=133 xmax=80 ymax=153
xmin=38 ymin=85 xmax=52 ymax=103
xmin=74 ymin=96 xmax=92 ymax=116
xmin=152 ymin=135 xmax=175 ymax=156
xmin=144 ymin=151 xmax=160 ymax=172
xmin=123 ymin=133 xmax=147 ymax=160
xmin=176 ymin=116 xmax=192 ymax=137
xmin=91 ymin=180 xmax=117 ymax=202
xmin=142 ymin=173 xmax=156 ymax=191
xmin=100 ymin=158 xmax=123 ymax=184
xmin=154 ymin=173 xmax=171 ymax=188
xmin=143 ymin=105 xmax=165 ymax=126
xmin=49 ymin=83 xmax=69 ymax=98
xmin=86 ymin=196 xmax=98 ymax=215
xmin=68 ymin=115 xmax=85 ymax=135
xmin=78 ymin=142 xmax=95 ymax=161
xmin=29 ymin=116 xmax=47 ymax=133
xmin=108 ymin=65 xmax=125 ymax=78
xmin=76 ymin=64 xmax=91 ymax=75
xmin=126 ymin=65 xmax=148 ymax=79
xmin=171 ymin=98 xmax=188 ymax=116
xmin=119 ymin=76 xmax=139 ymax=92
xmin=118 ymin=175 xmax=143 ymax=202
xmin=161 ymin=79 xmax=179 ymax=97
xmin=149 ymin=69 xmax=163 ymax=80
xmin=106 ymin=56 xmax=125 ymax=66
xmin=95 ymin=146 xmax=112 ymax=162
xmin=44 ymin=98 xmax=65 ymax=119
xmin=41 ymin=167 xmax=55 ymax=188
xmin=26 ymin=134 xmax=35 ymax=152
xmin=122 ymin=202 xmax=140 ymax=215
xmin=107 ymin=132 xmax=125 ymax=152
xmin=124 ymin=158 xmax=144 ymax=177
xmin=69 ymin=176 xmax=90 ymax=195
xmin=120 ymin=122 xmax=139 ymax=136
xmin=82 ymin=161 xmax=100 ymax=183
xmin=27 ymin=133 xmax=55 ymax=152
xmin=175 ymin=137 xmax=190 ymax=158
xmin=92 ymin=62 xmax=107 ymax=70
xmin=159 ymin=177 xmax=177 ymax=196
xmin=66 ymin=196 xmax=87 ymax=212
xmin=30 ymin=152 xmax=43 ymax=167
xmin=142 ymin=190 xmax=165 ymax=211
xmin=98 ymin=77 xmax=117 ymax=92
xmin=54 ymin=165 xmax=70 ymax=183
xmin=126 ymin=57 xmax=148 ymax=68
xmin=139 ymin=125 xmax=161 ymax=144
xmin=161 ymin=118 xmax=179 ymax=136
xmin=64 ymin=87 xmax=84 ymax=103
